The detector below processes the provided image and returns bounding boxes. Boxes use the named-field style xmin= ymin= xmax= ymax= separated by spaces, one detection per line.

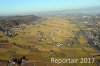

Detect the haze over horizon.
xmin=0 ymin=0 xmax=100 ymax=16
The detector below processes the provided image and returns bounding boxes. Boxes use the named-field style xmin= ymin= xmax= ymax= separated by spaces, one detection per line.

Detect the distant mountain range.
xmin=63 ymin=6 xmax=100 ymax=14
xmin=37 ymin=6 xmax=100 ymax=16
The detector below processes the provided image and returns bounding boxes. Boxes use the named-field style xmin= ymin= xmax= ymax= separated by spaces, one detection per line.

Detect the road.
xmin=76 ymin=22 xmax=100 ymax=66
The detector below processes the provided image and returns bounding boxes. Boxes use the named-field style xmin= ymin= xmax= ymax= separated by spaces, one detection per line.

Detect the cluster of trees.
xmin=0 ymin=26 xmax=18 ymax=38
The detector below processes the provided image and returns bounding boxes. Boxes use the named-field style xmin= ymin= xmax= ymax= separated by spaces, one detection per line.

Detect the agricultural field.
xmin=0 ymin=16 xmax=99 ymax=66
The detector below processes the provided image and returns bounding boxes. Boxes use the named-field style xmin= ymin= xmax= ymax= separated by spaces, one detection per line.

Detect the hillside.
xmin=0 ymin=15 xmax=39 ymax=26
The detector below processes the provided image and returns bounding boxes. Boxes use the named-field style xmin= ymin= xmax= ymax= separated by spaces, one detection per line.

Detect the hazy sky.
xmin=0 ymin=0 xmax=100 ymax=15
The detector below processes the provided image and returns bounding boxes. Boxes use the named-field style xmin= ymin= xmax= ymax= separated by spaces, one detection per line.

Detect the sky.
xmin=0 ymin=0 xmax=100 ymax=16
